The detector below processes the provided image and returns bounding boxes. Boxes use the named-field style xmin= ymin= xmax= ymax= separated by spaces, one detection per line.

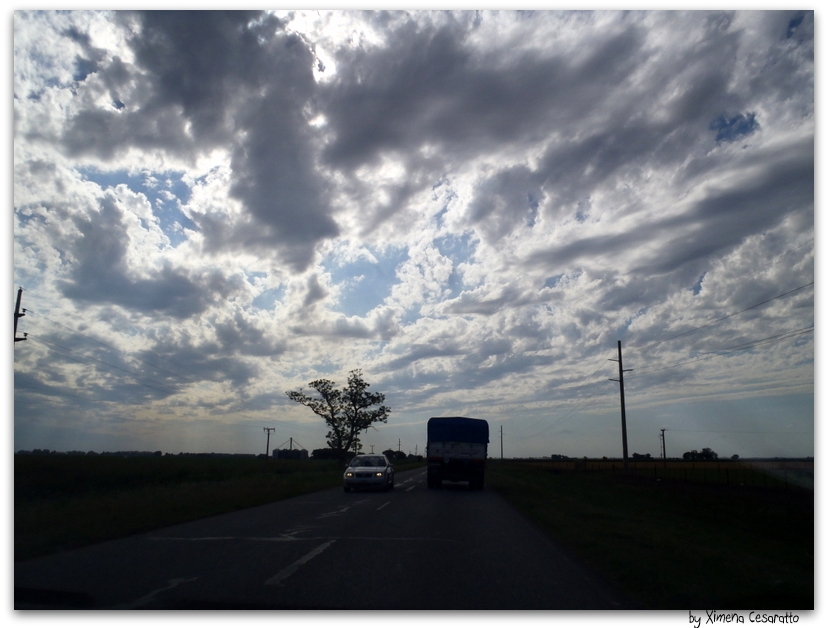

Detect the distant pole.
xmin=500 ymin=425 xmax=503 ymax=460
xmin=398 ymin=438 xmax=401 ymax=452
xmin=289 ymin=437 xmax=293 ymax=451
xmin=660 ymin=429 xmax=667 ymax=468
xmin=14 ymin=288 xmax=27 ymax=343
xmin=609 ymin=341 xmax=633 ymax=472
xmin=264 ymin=427 xmax=275 ymax=458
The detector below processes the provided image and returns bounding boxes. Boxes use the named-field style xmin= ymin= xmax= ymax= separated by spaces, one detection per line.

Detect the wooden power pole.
xmin=609 ymin=340 xmax=633 ymax=472
xmin=264 ymin=427 xmax=275 ymax=458
xmin=14 ymin=288 xmax=27 ymax=343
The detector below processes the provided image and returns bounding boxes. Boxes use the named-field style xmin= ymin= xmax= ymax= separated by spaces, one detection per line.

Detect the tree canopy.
xmin=286 ymin=369 xmax=390 ymax=462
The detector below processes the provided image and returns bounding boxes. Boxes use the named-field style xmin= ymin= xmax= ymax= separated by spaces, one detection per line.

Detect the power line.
xmin=517 ymin=352 xmax=616 ymax=434
xmin=631 ymin=325 xmax=813 ymax=377
xmin=519 ymin=379 xmax=616 ymax=440
xmin=29 ymin=335 xmax=181 ymax=395
xmin=24 ymin=307 xmax=198 ymax=385
xmin=633 ymin=281 xmax=814 ymax=353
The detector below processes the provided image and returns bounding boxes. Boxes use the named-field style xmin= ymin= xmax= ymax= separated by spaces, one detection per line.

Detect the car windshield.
xmin=351 ymin=456 xmax=384 ymax=467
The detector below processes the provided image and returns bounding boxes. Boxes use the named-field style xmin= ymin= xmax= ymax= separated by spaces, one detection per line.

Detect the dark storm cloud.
xmin=127 ymin=11 xmax=268 ymax=143
xmin=57 ymin=195 xmax=239 ymax=318
xmin=60 ymin=10 xmax=338 ymax=271
xmin=320 ymin=16 xmax=648 ymax=173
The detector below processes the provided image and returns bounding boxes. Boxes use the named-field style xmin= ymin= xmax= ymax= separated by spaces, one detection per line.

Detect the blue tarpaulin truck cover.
xmin=427 ymin=417 xmax=489 ymax=444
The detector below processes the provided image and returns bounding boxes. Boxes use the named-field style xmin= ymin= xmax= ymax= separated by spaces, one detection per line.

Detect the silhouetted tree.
xmin=701 ymin=447 xmax=718 ymax=460
xmin=683 ymin=448 xmax=719 ymax=461
xmin=287 ymin=369 xmax=390 ymax=464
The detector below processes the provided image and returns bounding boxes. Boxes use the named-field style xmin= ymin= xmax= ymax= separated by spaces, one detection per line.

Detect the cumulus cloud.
xmin=13 ymin=10 xmax=813 ymax=458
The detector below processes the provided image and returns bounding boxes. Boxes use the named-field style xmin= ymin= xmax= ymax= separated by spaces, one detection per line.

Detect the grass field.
xmin=486 ymin=459 xmax=814 ymax=610
xmin=15 ymin=455 xmax=813 ymax=610
xmin=14 ymin=454 xmax=423 ymax=560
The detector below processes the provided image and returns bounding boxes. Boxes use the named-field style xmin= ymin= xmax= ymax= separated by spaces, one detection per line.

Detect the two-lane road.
xmin=15 ymin=467 xmax=626 ymax=609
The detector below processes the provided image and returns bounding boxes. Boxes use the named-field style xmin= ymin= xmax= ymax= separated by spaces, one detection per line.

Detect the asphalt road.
xmin=15 ymin=467 xmax=627 ymax=610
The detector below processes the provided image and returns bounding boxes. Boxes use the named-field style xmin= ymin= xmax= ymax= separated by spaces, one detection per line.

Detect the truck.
xmin=426 ymin=416 xmax=489 ymax=490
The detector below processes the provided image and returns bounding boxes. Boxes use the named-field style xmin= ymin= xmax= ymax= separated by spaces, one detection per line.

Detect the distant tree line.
xmin=682 ymin=448 xmax=719 ymax=461
xmin=16 ymin=449 xmax=163 ymax=456
xmin=15 ymin=450 xmax=261 ymax=458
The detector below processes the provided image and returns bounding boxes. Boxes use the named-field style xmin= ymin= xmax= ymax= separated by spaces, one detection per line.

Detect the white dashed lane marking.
xmin=265 ymin=540 xmax=337 ymax=586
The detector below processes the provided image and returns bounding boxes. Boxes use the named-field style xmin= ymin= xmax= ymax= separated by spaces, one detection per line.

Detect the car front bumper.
xmin=343 ymin=473 xmax=389 ymax=489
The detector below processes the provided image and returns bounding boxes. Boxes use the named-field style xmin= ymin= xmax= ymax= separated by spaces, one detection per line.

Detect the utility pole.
xmin=398 ymin=438 xmax=401 ymax=453
xmin=609 ymin=340 xmax=633 ymax=472
xmin=660 ymin=429 xmax=667 ymax=468
xmin=263 ymin=427 xmax=275 ymax=458
xmin=14 ymin=288 xmax=27 ymax=343
xmin=500 ymin=425 xmax=503 ymax=460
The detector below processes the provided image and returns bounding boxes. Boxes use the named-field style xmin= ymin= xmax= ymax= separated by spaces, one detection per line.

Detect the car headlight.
xmin=375 ymin=472 xmax=384 ymax=477
xmin=345 ymin=472 xmax=354 ymax=477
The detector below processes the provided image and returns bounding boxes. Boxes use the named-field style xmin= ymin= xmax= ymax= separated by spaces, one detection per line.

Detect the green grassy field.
xmin=15 ymin=455 xmax=813 ymax=610
xmin=486 ymin=460 xmax=814 ymax=610
xmin=14 ymin=454 xmax=424 ymax=560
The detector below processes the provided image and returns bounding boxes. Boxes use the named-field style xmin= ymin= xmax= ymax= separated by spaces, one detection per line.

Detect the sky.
xmin=10 ymin=8 xmax=815 ymax=460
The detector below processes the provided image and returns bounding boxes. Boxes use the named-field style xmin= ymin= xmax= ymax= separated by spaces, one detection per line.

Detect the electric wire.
xmin=27 ymin=335 xmax=179 ymax=396
xmin=631 ymin=325 xmax=813 ymax=377
xmin=631 ymin=281 xmax=814 ymax=354
xmin=23 ymin=307 xmax=198 ymax=385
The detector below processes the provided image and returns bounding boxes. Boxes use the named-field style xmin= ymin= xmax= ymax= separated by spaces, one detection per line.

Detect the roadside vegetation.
xmin=486 ymin=459 xmax=814 ymax=610
xmin=14 ymin=454 xmax=424 ymax=560
xmin=16 ymin=454 xmax=812 ymax=610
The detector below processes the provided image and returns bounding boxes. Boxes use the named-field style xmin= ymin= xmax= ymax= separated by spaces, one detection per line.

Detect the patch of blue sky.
xmin=787 ymin=12 xmax=806 ymax=39
xmin=73 ymin=56 xmax=96 ymax=82
xmin=709 ymin=112 xmax=759 ymax=143
xmin=692 ymin=273 xmax=706 ymax=295
xmin=434 ymin=232 xmax=477 ymax=299
xmin=398 ymin=307 xmax=422 ymax=327
xmin=252 ymin=286 xmax=286 ymax=311
xmin=434 ymin=231 xmax=476 ymax=264
xmin=324 ymin=246 xmax=408 ymax=318
xmin=543 ymin=274 xmax=564 ymax=289
xmin=78 ymin=168 xmax=196 ymax=246
xmin=444 ymin=267 xmax=464 ymax=300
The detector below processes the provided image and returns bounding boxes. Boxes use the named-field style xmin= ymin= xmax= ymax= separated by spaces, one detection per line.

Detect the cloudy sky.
xmin=11 ymin=9 xmax=814 ymax=459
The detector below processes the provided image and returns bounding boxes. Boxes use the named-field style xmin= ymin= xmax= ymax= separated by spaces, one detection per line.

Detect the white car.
xmin=343 ymin=455 xmax=395 ymax=492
